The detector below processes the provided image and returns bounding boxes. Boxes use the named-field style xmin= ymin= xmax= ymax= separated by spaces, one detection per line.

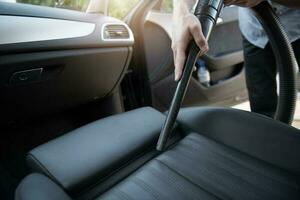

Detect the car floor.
xmin=0 ymin=112 xmax=82 ymax=200
xmin=0 ymin=100 xmax=116 ymax=200
xmin=0 ymin=164 xmax=17 ymax=200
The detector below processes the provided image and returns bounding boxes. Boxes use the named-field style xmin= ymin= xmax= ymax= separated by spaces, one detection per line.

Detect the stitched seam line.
xmin=177 ymin=144 xmax=277 ymax=200
xmin=131 ymin=177 xmax=162 ymax=200
xmin=147 ymin=166 xmax=194 ymax=200
xmin=185 ymin=136 xmax=300 ymax=189
xmin=154 ymin=159 xmax=222 ymax=200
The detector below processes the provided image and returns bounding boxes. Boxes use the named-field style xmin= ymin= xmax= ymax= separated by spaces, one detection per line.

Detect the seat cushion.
xmin=177 ymin=107 xmax=300 ymax=173
xmin=98 ymin=133 xmax=300 ymax=200
xmin=26 ymin=107 xmax=165 ymax=195
xmin=18 ymin=107 xmax=300 ymax=200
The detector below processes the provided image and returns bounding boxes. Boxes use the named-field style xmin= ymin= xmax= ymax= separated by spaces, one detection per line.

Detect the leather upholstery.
xmin=177 ymin=107 xmax=300 ymax=173
xmin=16 ymin=107 xmax=300 ymax=200
xmin=15 ymin=173 xmax=71 ymax=200
xmin=99 ymin=133 xmax=300 ymax=200
xmin=27 ymin=107 xmax=165 ymax=195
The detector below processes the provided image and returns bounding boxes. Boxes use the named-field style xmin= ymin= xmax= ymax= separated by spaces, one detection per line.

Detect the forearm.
xmin=273 ymin=0 xmax=300 ymax=8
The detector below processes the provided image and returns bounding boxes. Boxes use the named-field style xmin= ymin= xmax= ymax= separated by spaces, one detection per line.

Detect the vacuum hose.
xmin=157 ymin=1 xmax=298 ymax=151
xmin=251 ymin=2 xmax=298 ymax=124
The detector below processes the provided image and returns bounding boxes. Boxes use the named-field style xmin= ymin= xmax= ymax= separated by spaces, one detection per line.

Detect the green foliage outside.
xmin=161 ymin=0 xmax=173 ymax=13
xmin=15 ymin=0 xmax=174 ymax=18
xmin=109 ymin=0 xmax=173 ymax=19
xmin=109 ymin=0 xmax=139 ymax=19
xmin=16 ymin=0 xmax=89 ymax=11
xmin=108 ymin=0 xmax=173 ymax=19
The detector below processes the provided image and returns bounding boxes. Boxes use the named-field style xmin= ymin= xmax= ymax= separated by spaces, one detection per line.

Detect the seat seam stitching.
xmin=184 ymin=136 xmax=300 ymax=189
xmin=165 ymin=149 xmax=253 ymax=200
xmin=114 ymin=189 xmax=133 ymax=200
xmin=177 ymin=144 xmax=282 ymax=200
xmin=174 ymin=145 xmax=265 ymax=200
xmin=154 ymin=159 xmax=222 ymax=200
xmin=147 ymin=165 xmax=195 ymax=200
xmin=131 ymin=177 xmax=162 ymax=200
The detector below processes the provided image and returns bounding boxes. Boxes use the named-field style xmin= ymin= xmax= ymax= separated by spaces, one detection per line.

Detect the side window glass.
xmin=161 ymin=0 xmax=173 ymax=13
xmin=109 ymin=0 xmax=139 ymax=19
xmin=1 ymin=0 xmax=90 ymax=11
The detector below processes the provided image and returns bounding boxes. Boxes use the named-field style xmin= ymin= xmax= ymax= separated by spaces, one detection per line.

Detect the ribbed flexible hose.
xmin=157 ymin=1 xmax=298 ymax=151
xmin=251 ymin=2 xmax=298 ymax=124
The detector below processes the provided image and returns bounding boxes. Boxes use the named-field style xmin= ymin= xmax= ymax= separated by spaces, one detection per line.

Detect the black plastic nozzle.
xmin=194 ymin=0 xmax=224 ymax=39
xmin=156 ymin=0 xmax=224 ymax=151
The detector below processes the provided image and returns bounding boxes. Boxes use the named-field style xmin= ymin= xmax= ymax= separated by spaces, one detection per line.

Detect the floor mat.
xmin=0 ymin=100 xmax=117 ymax=199
xmin=0 ymin=164 xmax=17 ymax=200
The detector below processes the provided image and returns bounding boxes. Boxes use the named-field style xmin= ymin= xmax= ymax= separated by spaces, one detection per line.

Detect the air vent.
xmin=103 ymin=24 xmax=130 ymax=40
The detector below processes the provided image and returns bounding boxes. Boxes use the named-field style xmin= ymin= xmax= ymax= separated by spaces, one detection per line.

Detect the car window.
xmin=161 ymin=0 xmax=173 ymax=13
xmin=109 ymin=0 xmax=139 ymax=19
xmin=0 ymin=0 xmax=90 ymax=11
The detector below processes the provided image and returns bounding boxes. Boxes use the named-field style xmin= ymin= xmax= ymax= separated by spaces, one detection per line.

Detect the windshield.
xmin=1 ymin=0 xmax=90 ymax=11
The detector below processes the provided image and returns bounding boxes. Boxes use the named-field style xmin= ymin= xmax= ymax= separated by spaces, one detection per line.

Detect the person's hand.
xmin=172 ymin=13 xmax=209 ymax=81
xmin=224 ymin=0 xmax=263 ymax=7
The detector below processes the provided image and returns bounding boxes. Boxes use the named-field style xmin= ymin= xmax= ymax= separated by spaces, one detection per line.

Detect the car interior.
xmin=0 ymin=0 xmax=299 ymax=200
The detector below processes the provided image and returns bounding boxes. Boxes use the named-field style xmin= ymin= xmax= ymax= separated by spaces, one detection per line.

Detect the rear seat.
xmin=26 ymin=107 xmax=166 ymax=197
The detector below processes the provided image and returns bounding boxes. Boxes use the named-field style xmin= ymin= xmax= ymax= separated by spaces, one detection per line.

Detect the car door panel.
xmin=143 ymin=6 xmax=247 ymax=111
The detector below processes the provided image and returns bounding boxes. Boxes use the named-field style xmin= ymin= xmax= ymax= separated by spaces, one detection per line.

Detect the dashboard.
xmin=0 ymin=2 xmax=134 ymax=124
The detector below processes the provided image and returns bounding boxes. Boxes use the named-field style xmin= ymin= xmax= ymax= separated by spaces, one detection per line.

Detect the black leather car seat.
xmin=15 ymin=107 xmax=300 ymax=200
